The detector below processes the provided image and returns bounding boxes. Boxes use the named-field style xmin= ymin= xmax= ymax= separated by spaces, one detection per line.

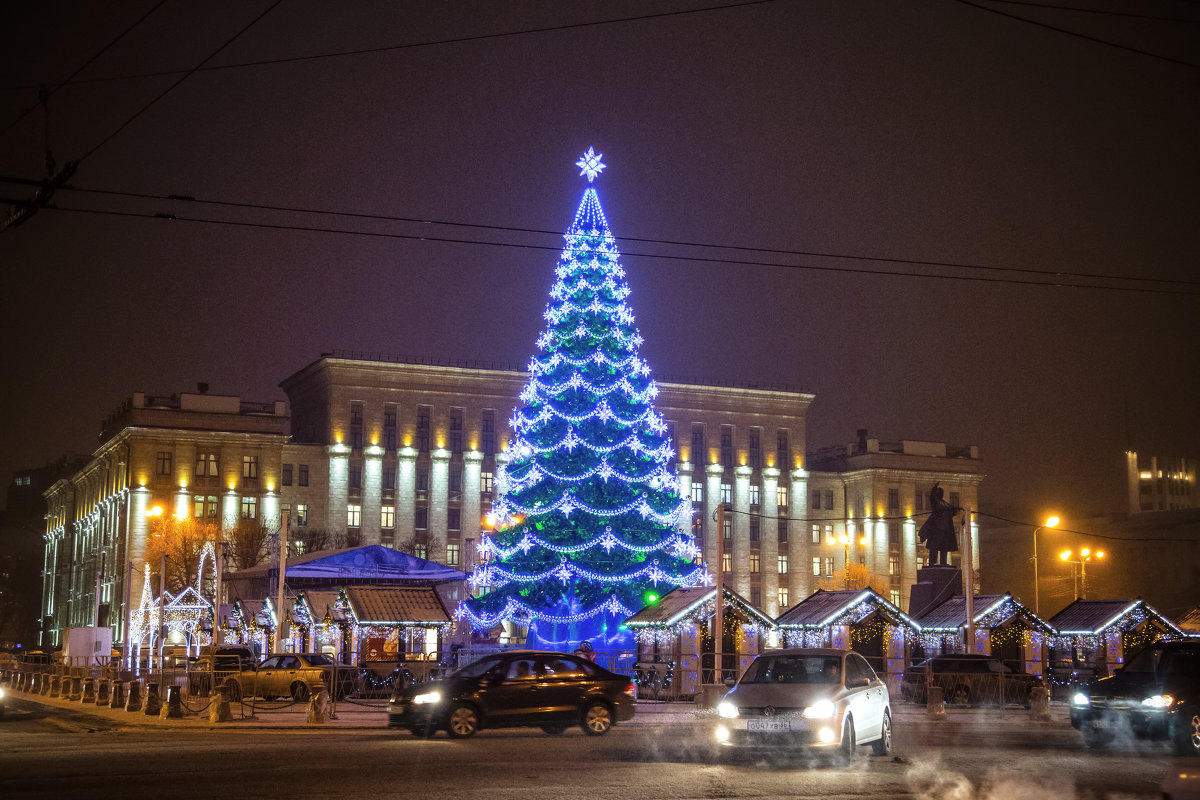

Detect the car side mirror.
xmin=849 ymin=676 xmax=870 ymax=688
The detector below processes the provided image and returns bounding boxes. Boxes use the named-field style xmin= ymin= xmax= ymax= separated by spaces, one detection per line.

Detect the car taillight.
xmin=624 ymin=680 xmax=636 ymax=698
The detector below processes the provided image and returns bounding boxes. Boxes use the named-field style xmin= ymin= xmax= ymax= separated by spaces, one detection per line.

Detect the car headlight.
xmin=0 ymin=686 xmax=5 ymax=700
xmin=717 ymin=700 xmax=740 ymax=719
xmin=412 ymin=690 xmax=442 ymax=705
xmin=804 ymin=700 xmax=836 ymax=719
xmin=1071 ymin=692 xmax=1090 ymax=707
xmin=1142 ymin=694 xmax=1174 ymax=709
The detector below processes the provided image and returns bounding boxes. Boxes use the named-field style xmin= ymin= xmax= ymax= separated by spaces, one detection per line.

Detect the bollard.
xmin=41 ymin=673 xmax=52 ymax=696
xmin=29 ymin=673 xmax=41 ymax=693
xmin=17 ymin=672 xmax=27 ymax=692
xmin=1030 ymin=685 xmax=1052 ymax=722
xmin=161 ymin=685 xmax=184 ymax=719
xmin=126 ymin=680 xmax=143 ymax=712
xmin=144 ymin=683 xmax=162 ymax=716
xmin=926 ymin=685 xmax=947 ymax=720
xmin=209 ymin=684 xmax=233 ymax=723
xmin=68 ymin=675 xmax=83 ymax=702
xmin=81 ymin=677 xmax=96 ymax=703
xmin=49 ymin=674 xmax=62 ymax=698
xmin=110 ymin=679 xmax=126 ymax=709
xmin=96 ymin=679 xmax=111 ymax=705
xmin=306 ymin=685 xmax=331 ymax=724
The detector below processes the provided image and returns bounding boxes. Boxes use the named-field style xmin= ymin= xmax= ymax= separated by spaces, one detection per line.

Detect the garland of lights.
xmin=477 ymin=525 xmax=699 ymax=561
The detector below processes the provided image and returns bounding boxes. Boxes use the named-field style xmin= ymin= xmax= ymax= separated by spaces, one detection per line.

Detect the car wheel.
xmin=541 ymin=723 xmax=568 ymax=735
xmin=581 ymin=701 xmax=613 ymax=736
xmin=290 ymin=682 xmax=310 ymax=702
xmin=950 ymin=685 xmax=970 ymax=706
xmin=871 ymin=711 xmax=892 ymax=756
xmin=224 ymin=679 xmax=242 ymax=703
xmin=447 ymin=704 xmax=479 ymax=739
xmin=1172 ymin=705 xmax=1200 ymax=757
xmin=835 ymin=715 xmax=856 ymax=765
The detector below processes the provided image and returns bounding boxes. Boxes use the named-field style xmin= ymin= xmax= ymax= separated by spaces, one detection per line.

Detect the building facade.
xmin=1125 ymin=451 xmax=1197 ymax=513
xmin=42 ymin=354 xmax=983 ymax=648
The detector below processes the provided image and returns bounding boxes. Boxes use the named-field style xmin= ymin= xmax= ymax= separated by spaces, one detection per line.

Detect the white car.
xmin=714 ymin=648 xmax=892 ymax=763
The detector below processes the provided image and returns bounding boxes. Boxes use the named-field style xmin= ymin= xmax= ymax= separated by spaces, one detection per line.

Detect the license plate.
xmin=747 ymin=719 xmax=793 ymax=732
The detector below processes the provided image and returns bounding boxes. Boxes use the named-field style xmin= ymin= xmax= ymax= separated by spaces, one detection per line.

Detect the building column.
xmin=704 ymin=463 xmax=723 ymax=575
xmin=328 ymin=443 xmax=350 ymax=535
xmin=761 ymin=467 xmax=780 ymax=616
xmin=397 ymin=447 xmax=417 ymax=553
xmin=174 ymin=486 xmax=190 ymax=520
xmin=789 ymin=468 xmax=809 ymax=606
xmin=222 ymin=489 xmax=239 ymax=532
xmin=733 ymin=465 xmax=752 ymax=599
xmin=362 ymin=444 xmax=384 ymax=546
xmin=676 ymin=460 xmax=695 ymax=547
xmin=462 ymin=450 xmax=484 ymax=570
xmin=430 ymin=448 xmax=450 ymax=564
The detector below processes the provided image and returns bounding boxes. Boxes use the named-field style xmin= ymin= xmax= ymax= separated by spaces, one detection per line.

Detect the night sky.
xmin=2 ymin=1 xmax=1196 ymax=520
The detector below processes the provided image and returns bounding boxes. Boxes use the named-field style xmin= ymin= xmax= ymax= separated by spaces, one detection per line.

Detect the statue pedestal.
xmin=908 ymin=565 xmax=962 ymax=619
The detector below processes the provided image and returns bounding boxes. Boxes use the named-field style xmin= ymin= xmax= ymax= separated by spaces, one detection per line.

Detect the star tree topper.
xmin=575 ymin=147 xmax=606 ymax=182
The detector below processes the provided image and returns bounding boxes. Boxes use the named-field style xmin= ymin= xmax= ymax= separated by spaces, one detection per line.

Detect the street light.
xmin=831 ymin=531 xmax=868 ymax=587
xmin=1059 ymin=547 xmax=1105 ymax=599
xmin=1032 ymin=515 xmax=1060 ymax=616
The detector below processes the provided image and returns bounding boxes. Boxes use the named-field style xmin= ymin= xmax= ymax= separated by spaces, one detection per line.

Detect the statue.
xmin=917 ymin=482 xmax=961 ymax=566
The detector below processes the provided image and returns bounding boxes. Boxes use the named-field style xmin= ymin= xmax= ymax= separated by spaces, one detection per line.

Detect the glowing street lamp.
xmin=1032 ymin=515 xmax=1060 ymax=616
xmin=1060 ymin=547 xmax=1105 ymax=599
xmin=831 ymin=531 xmax=868 ymax=587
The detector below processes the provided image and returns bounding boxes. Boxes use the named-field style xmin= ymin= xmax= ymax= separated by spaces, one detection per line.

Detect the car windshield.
xmin=452 ymin=655 xmax=505 ymax=680
xmin=741 ymin=655 xmax=841 ymax=684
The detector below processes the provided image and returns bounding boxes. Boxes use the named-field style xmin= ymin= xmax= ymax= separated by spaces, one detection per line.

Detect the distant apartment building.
xmin=1126 ymin=451 xmax=1197 ymax=513
xmin=41 ymin=354 xmax=983 ymax=647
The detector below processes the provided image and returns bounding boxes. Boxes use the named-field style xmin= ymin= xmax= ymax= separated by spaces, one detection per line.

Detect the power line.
xmin=978 ymin=0 xmax=1200 ymax=24
xmin=23 ymin=182 xmax=1196 ymax=288
xmin=36 ymin=203 xmax=1200 ymax=297
xmin=77 ymin=0 xmax=284 ymax=163
xmin=976 ymin=511 xmax=1200 ymax=543
xmin=0 ymin=0 xmax=170 ymax=140
xmin=0 ymin=1 xmax=780 ymax=92
xmin=954 ymin=0 xmax=1200 ymax=68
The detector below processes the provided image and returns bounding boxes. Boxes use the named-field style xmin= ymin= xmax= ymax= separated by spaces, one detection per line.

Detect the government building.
xmin=40 ymin=352 xmax=981 ymax=649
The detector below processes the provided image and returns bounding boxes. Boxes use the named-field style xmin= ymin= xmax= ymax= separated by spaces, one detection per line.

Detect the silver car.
xmin=714 ymin=648 xmax=892 ymax=762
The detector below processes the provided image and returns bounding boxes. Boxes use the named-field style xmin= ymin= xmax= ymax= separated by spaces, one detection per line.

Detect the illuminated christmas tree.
xmin=460 ymin=149 xmax=706 ymax=653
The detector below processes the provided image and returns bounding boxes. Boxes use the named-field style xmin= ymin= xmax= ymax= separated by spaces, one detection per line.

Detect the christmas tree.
xmin=460 ymin=149 xmax=706 ymax=653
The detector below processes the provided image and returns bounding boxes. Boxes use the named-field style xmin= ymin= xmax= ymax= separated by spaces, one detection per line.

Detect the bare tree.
xmin=817 ymin=562 xmax=892 ymax=595
xmin=225 ymin=519 xmax=272 ymax=570
xmin=143 ymin=516 xmax=222 ymax=595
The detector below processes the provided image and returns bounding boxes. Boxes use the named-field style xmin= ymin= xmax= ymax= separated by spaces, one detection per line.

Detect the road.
xmin=0 ymin=695 xmax=1187 ymax=799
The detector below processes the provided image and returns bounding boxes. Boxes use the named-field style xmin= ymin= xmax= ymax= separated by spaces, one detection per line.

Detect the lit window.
xmin=240 ymin=496 xmax=257 ymax=519
xmin=721 ymin=483 xmax=732 ymax=504
xmin=749 ymin=485 xmax=761 ymax=506
xmin=295 ymin=504 xmax=307 ymax=526
xmin=480 ymin=471 xmax=494 ymax=493
xmin=778 ymin=587 xmax=789 ymax=609
xmin=777 ymin=485 xmax=788 ymax=507
xmin=823 ymin=556 xmax=834 ymax=577
xmin=825 ymin=524 xmax=834 ymax=544
xmin=690 ymin=482 xmax=703 ymax=503
xmin=242 ymin=455 xmax=258 ymax=479
xmin=446 ymin=544 xmax=460 ymax=566
xmin=381 ymin=505 xmax=395 ymax=528
xmin=750 ymin=554 xmax=760 ymax=573
xmin=889 ymin=556 xmax=899 ymax=576
xmin=811 ymin=524 xmax=820 ymax=544
xmin=890 ymin=589 xmax=901 ymax=607
xmin=347 ymin=504 xmax=361 ymax=527
xmin=812 ymin=556 xmax=821 ymax=576
xmin=722 ymin=552 xmax=732 ymax=573
xmin=778 ymin=555 xmax=788 ymax=574
xmin=414 ymin=543 xmax=427 ymax=560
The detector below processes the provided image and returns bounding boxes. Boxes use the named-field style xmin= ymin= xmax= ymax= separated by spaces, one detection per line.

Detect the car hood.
xmin=725 ymin=683 xmax=840 ymax=708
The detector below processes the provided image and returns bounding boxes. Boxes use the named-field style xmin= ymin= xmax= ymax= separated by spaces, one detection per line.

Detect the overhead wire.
xmin=35 ymin=203 xmax=1200 ymax=297
xmin=977 ymin=0 xmax=1200 ymax=24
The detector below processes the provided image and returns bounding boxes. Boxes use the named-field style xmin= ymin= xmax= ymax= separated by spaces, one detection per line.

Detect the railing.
xmin=899 ymin=668 xmax=1042 ymax=707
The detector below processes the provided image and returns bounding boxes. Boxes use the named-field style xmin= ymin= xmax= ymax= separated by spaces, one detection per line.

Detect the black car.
xmin=1070 ymin=640 xmax=1200 ymax=756
xmin=387 ymin=650 xmax=636 ymax=738
xmin=900 ymin=654 xmax=1040 ymax=707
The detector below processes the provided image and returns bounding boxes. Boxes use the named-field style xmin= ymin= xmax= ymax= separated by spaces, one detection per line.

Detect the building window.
xmin=916 ymin=555 xmax=927 ymax=570
xmin=749 ymin=428 xmax=762 ymax=469
xmin=350 ymin=402 xmax=363 ymax=449
xmin=416 ymin=469 xmax=429 ymax=492
xmin=384 ymin=406 xmax=397 ymax=450
xmin=690 ymin=482 xmax=703 ymax=503
xmin=298 ymin=464 xmax=309 ymax=486
xmin=383 ymin=466 xmax=395 ymax=491
xmin=888 ymin=488 xmax=900 ymax=512
xmin=888 ymin=522 xmax=901 ymax=545
xmin=889 ymin=556 xmax=899 ymax=575
xmin=825 ymin=524 xmax=834 ymax=544
xmin=414 ymin=543 xmax=427 ymax=560
xmin=242 ymin=455 xmax=258 ymax=480
xmin=482 ymin=410 xmax=496 ymax=456
xmin=240 ymin=496 xmax=257 ymax=519
xmin=722 ymin=552 xmax=732 ymax=573
xmin=778 ymin=517 xmax=788 ymax=543
xmin=446 ymin=544 xmax=460 ymax=567
xmin=416 ymin=406 xmax=431 ymax=452
xmin=156 ymin=451 xmax=172 ymax=476
xmin=480 ymin=471 xmax=494 ymax=494
xmin=194 ymin=495 xmax=217 ymax=518
xmin=295 ymin=504 xmax=308 ymax=526
xmin=195 ymin=453 xmax=218 ymax=476
xmin=347 ymin=504 xmax=361 ymax=528
xmin=812 ymin=557 xmax=821 ymax=576
xmin=381 ymin=505 xmax=395 ymax=529
xmin=448 ymin=508 xmax=461 ymax=530
xmin=949 ymin=491 xmax=961 ymax=509
xmin=915 ymin=489 xmax=925 ymax=511
xmin=751 ymin=588 xmax=761 ymax=607
xmin=449 ymin=469 xmax=462 ymax=493
xmin=890 ymin=589 xmax=902 ymax=607
xmin=811 ymin=490 xmax=821 ymax=510
xmin=778 ymin=554 xmax=789 ymax=574
xmin=778 ymin=587 xmax=789 ymax=609
xmin=749 ymin=485 xmax=761 ymax=506
xmin=749 ymin=516 xmax=760 ymax=541
xmin=823 ymin=556 xmax=834 ymax=577
xmin=777 ymin=485 xmax=788 ymax=507
xmin=415 ymin=507 xmax=428 ymax=529
xmin=823 ymin=490 xmax=834 ymax=510
xmin=749 ymin=553 xmax=760 ymax=573
xmin=723 ymin=514 xmax=731 ymax=540
xmin=720 ymin=426 xmax=733 ymax=468
xmin=776 ymin=431 xmax=789 ymax=469
xmin=449 ymin=408 xmax=463 ymax=453
xmin=721 ymin=483 xmax=731 ymax=504
xmin=349 ymin=466 xmax=362 ymax=490
xmin=812 ymin=524 xmax=820 ymax=544
xmin=282 ymin=464 xmax=293 ymax=486
xmin=691 ymin=425 xmax=705 ymax=465
xmin=692 ymin=515 xmax=704 ymax=546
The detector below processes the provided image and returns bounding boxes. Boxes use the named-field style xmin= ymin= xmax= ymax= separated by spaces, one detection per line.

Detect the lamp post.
xmin=832 ymin=531 xmax=867 ymax=588
xmin=1060 ymin=547 xmax=1105 ymax=599
xmin=1032 ymin=515 xmax=1060 ymax=617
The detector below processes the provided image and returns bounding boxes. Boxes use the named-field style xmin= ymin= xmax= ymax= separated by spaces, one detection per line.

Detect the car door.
xmin=845 ymin=654 xmax=882 ymax=739
xmin=276 ymin=655 xmax=303 ymax=696
xmin=481 ymin=656 xmax=543 ymax=726
xmin=537 ymin=656 xmax=591 ymax=721
xmin=254 ymin=656 xmax=280 ymax=698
